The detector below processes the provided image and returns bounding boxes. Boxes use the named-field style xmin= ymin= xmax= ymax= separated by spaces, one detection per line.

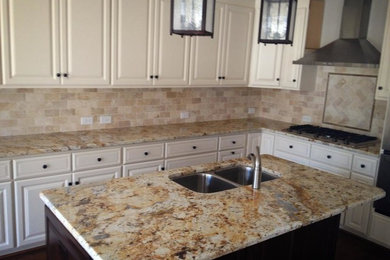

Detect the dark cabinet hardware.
xmin=289 ymin=145 xmax=293 ymax=149
xmin=192 ymin=146 xmax=197 ymax=150
xmin=222 ymin=76 xmax=226 ymax=80
xmin=150 ymin=75 xmax=153 ymax=79
xmin=232 ymin=141 xmax=236 ymax=144
xmin=327 ymin=155 xmax=332 ymax=159
xmin=378 ymin=86 xmax=383 ymax=90
xmin=154 ymin=75 xmax=159 ymax=79
xmin=361 ymin=164 xmax=366 ymax=168
xmin=75 ymin=181 xmax=80 ymax=185
xmin=293 ymin=79 xmax=296 ymax=82
xmin=231 ymin=151 xmax=235 ymax=155
xmin=144 ymin=152 xmax=149 ymax=156
xmin=42 ymin=164 xmax=48 ymax=169
xmin=68 ymin=182 xmax=73 ymax=186
xmin=218 ymin=76 xmax=222 ymax=80
xmin=276 ymin=78 xmax=280 ymax=81
xmin=97 ymin=158 xmax=102 ymax=162
xmin=161 ymin=167 xmax=165 ymax=171
xmin=63 ymin=73 xmax=68 ymax=78
xmin=56 ymin=73 xmax=61 ymax=78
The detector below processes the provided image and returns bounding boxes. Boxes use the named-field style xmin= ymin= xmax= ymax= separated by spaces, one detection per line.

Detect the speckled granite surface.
xmin=40 ymin=155 xmax=385 ymax=260
xmin=0 ymin=118 xmax=381 ymax=159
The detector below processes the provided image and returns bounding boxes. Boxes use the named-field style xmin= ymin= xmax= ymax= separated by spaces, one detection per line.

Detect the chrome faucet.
xmin=248 ymin=146 xmax=262 ymax=189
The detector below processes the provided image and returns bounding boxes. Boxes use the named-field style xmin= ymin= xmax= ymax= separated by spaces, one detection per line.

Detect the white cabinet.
xmin=165 ymin=137 xmax=218 ymax=158
xmin=247 ymin=132 xmax=274 ymax=156
xmin=249 ymin=0 xmax=310 ymax=90
xmin=189 ymin=2 xmax=254 ymax=86
xmin=123 ymin=160 xmax=164 ymax=177
xmin=72 ymin=166 xmax=121 ymax=185
xmin=218 ymin=149 xmax=245 ymax=161
xmin=0 ymin=161 xmax=11 ymax=181
xmin=376 ymin=2 xmax=390 ymax=100
xmin=165 ymin=153 xmax=217 ymax=170
xmin=14 ymin=173 xmax=71 ymax=247
xmin=369 ymin=211 xmax=390 ymax=247
xmin=274 ymin=135 xmax=310 ymax=165
xmin=0 ymin=182 xmax=13 ymax=251
xmin=72 ymin=148 xmax=121 ymax=172
xmin=0 ymin=0 xmax=60 ymax=85
xmin=246 ymin=133 xmax=261 ymax=156
xmin=0 ymin=0 xmax=110 ymax=86
xmin=123 ymin=143 xmax=164 ymax=164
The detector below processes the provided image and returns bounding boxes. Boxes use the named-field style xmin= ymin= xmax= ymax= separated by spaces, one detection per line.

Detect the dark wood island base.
xmin=45 ymin=206 xmax=340 ymax=260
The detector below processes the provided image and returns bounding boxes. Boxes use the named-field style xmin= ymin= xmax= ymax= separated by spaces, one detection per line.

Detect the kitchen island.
xmin=40 ymin=155 xmax=385 ymax=260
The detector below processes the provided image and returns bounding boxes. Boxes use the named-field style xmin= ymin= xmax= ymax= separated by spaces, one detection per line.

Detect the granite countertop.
xmin=0 ymin=118 xmax=381 ymax=159
xmin=40 ymin=155 xmax=385 ymax=260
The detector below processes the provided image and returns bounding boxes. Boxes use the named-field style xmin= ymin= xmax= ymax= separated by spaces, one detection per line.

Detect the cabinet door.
xmin=279 ymin=3 xmax=308 ymax=90
xmin=0 ymin=182 xmax=13 ymax=251
xmin=73 ymin=166 xmax=121 ymax=185
xmin=0 ymin=0 xmax=60 ymax=85
xmin=376 ymin=2 xmax=390 ymax=100
xmin=250 ymin=44 xmax=283 ymax=87
xmin=14 ymin=173 xmax=71 ymax=247
xmin=189 ymin=3 xmax=224 ymax=86
xmin=123 ymin=160 xmax=164 ymax=177
xmin=154 ymin=0 xmax=190 ymax=86
xmin=220 ymin=5 xmax=254 ymax=85
xmin=112 ymin=0 xmax=154 ymax=86
xmin=344 ymin=173 xmax=374 ymax=235
xmin=261 ymin=133 xmax=275 ymax=155
xmin=60 ymin=0 xmax=110 ymax=85
xmin=246 ymin=133 xmax=261 ymax=156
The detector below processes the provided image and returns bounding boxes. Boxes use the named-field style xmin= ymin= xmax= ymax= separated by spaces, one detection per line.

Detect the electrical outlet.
xmin=180 ymin=111 xmax=189 ymax=119
xmin=100 ymin=115 xmax=112 ymax=124
xmin=302 ymin=115 xmax=312 ymax=123
xmin=80 ymin=116 xmax=93 ymax=125
xmin=248 ymin=107 xmax=255 ymax=114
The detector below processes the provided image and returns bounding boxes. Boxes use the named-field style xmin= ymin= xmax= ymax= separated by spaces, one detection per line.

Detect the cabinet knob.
xmin=231 ymin=151 xmax=236 ymax=155
xmin=222 ymin=76 xmax=226 ymax=80
xmin=276 ymin=78 xmax=280 ymax=81
xmin=218 ymin=76 xmax=222 ymax=80
xmin=63 ymin=73 xmax=68 ymax=78
xmin=289 ymin=145 xmax=293 ymax=149
xmin=192 ymin=146 xmax=197 ymax=150
xmin=144 ymin=152 xmax=149 ymax=156
xmin=327 ymin=155 xmax=332 ymax=159
xmin=75 ymin=181 xmax=80 ymax=185
xmin=293 ymin=79 xmax=296 ymax=82
xmin=154 ymin=75 xmax=159 ymax=79
xmin=56 ymin=73 xmax=61 ymax=78
xmin=68 ymin=182 xmax=73 ymax=186
xmin=161 ymin=167 xmax=165 ymax=171
xmin=150 ymin=75 xmax=154 ymax=79
xmin=42 ymin=164 xmax=48 ymax=169
xmin=232 ymin=141 xmax=236 ymax=144
xmin=378 ymin=86 xmax=383 ymax=90
xmin=361 ymin=164 xmax=366 ymax=168
xmin=97 ymin=157 xmax=102 ymax=162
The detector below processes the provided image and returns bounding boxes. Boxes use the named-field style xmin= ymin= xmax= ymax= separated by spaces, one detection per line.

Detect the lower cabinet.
xmin=72 ymin=166 xmax=121 ymax=185
xmin=14 ymin=173 xmax=72 ymax=247
xmin=123 ymin=160 xmax=165 ymax=177
xmin=246 ymin=132 xmax=275 ymax=156
xmin=165 ymin=153 xmax=217 ymax=170
xmin=0 ymin=182 xmax=13 ymax=251
xmin=218 ymin=149 xmax=245 ymax=162
xmin=369 ymin=211 xmax=390 ymax=247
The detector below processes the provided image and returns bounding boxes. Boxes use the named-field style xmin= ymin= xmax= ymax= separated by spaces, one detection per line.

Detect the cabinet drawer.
xmin=123 ymin=160 xmax=164 ymax=177
xmin=73 ymin=166 xmax=121 ymax=186
xmin=165 ymin=153 xmax=217 ymax=170
xmin=72 ymin=148 xmax=121 ymax=171
xmin=218 ymin=149 xmax=245 ymax=162
xmin=0 ymin=160 xmax=11 ymax=181
xmin=274 ymin=135 xmax=310 ymax=158
xmin=309 ymin=160 xmax=351 ymax=178
xmin=13 ymin=154 xmax=71 ymax=179
xmin=165 ymin=137 xmax=218 ymax=158
xmin=124 ymin=143 xmax=164 ymax=164
xmin=219 ymin=134 xmax=246 ymax=150
xmin=310 ymin=144 xmax=352 ymax=170
xmin=351 ymin=173 xmax=375 ymax=185
xmin=352 ymin=155 xmax=378 ymax=178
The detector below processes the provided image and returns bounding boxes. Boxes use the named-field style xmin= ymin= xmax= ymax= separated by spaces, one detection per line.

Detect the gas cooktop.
xmin=285 ymin=124 xmax=378 ymax=148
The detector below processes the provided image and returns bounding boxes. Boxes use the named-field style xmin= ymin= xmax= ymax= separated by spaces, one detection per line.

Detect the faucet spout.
xmin=249 ymin=146 xmax=262 ymax=189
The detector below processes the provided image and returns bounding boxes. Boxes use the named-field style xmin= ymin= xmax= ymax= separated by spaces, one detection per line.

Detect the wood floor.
xmin=2 ymin=230 xmax=390 ymax=260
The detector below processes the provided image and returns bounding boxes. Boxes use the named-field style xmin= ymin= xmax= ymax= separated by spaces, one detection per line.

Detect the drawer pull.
xmin=192 ymin=146 xmax=197 ymax=150
xmin=42 ymin=164 xmax=48 ymax=169
xmin=231 ymin=151 xmax=236 ymax=155
xmin=97 ymin=158 xmax=102 ymax=162
xmin=68 ymin=182 xmax=73 ymax=186
xmin=361 ymin=164 xmax=366 ymax=168
xmin=327 ymin=155 xmax=332 ymax=159
xmin=232 ymin=141 xmax=236 ymax=144
xmin=289 ymin=145 xmax=293 ymax=149
xmin=75 ymin=181 xmax=80 ymax=185
xmin=144 ymin=152 xmax=149 ymax=156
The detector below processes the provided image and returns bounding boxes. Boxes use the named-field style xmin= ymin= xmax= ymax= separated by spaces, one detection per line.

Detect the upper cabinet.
xmin=0 ymin=0 xmax=110 ymax=86
xmin=189 ymin=2 xmax=254 ymax=86
xmin=249 ymin=0 xmax=310 ymax=90
xmin=376 ymin=2 xmax=390 ymax=100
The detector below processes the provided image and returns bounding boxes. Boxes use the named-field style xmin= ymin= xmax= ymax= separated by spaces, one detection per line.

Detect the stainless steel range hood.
xmin=294 ymin=0 xmax=381 ymax=68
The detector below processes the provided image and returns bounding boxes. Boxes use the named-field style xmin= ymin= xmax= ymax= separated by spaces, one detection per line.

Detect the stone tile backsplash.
xmin=0 ymin=66 xmax=387 ymax=138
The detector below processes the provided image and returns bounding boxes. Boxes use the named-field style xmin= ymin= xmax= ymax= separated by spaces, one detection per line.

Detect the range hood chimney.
xmin=294 ymin=0 xmax=381 ymax=68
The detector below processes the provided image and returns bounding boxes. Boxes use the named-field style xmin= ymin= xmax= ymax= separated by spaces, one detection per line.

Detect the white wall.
xmin=320 ymin=0 xmax=345 ymax=47
xmin=367 ymin=0 xmax=388 ymax=51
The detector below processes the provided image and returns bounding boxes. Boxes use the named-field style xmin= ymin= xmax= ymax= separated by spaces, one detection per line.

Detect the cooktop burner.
xmin=285 ymin=124 xmax=378 ymax=147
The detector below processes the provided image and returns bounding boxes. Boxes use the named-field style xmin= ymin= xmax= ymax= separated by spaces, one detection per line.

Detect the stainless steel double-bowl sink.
xmin=169 ymin=166 xmax=278 ymax=193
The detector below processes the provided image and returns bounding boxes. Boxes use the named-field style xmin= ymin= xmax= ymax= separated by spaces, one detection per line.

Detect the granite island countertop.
xmin=40 ymin=155 xmax=385 ymax=260
xmin=0 ymin=118 xmax=381 ymax=159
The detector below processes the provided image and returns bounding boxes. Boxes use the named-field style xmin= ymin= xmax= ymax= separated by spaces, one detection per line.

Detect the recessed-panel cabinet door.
xmin=220 ymin=5 xmax=254 ymax=85
xmin=251 ymin=44 xmax=282 ymax=87
xmin=189 ymin=3 xmax=224 ymax=86
xmin=112 ymin=0 xmax=154 ymax=86
xmin=376 ymin=2 xmax=390 ymax=100
xmin=280 ymin=5 xmax=308 ymax=90
xmin=154 ymin=0 xmax=190 ymax=86
xmin=0 ymin=182 xmax=13 ymax=251
xmin=14 ymin=173 xmax=71 ymax=247
xmin=0 ymin=0 xmax=60 ymax=85
xmin=61 ymin=0 xmax=110 ymax=85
